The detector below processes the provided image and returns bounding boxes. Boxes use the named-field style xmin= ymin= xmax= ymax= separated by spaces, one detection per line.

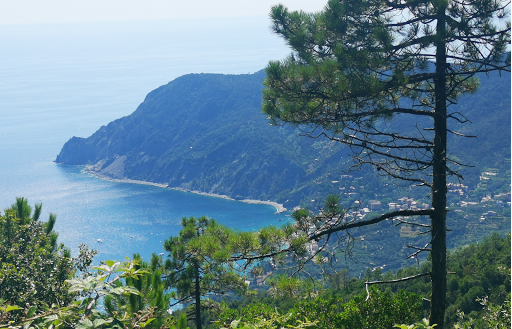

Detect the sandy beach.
xmin=240 ymin=199 xmax=287 ymax=214
xmin=84 ymin=168 xmax=287 ymax=214
xmin=85 ymin=169 xmax=168 ymax=188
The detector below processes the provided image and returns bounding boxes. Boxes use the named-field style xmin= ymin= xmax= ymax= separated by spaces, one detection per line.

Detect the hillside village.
xmin=327 ymin=169 xmax=510 ymax=223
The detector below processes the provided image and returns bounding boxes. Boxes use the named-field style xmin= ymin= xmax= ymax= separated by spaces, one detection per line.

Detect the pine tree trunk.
xmin=430 ymin=3 xmax=448 ymax=328
xmin=194 ymin=260 xmax=202 ymax=329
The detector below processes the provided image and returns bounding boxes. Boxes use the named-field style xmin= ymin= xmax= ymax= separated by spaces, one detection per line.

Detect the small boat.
xmin=97 ymin=239 xmax=103 ymax=243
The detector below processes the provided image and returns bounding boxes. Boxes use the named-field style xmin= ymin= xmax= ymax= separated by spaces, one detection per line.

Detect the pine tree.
xmin=163 ymin=217 xmax=247 ymax=329
xmin=262 ymin=0 xmax=510 ymax=327
xmin=0 ymin=199 xmax=75 ymax=323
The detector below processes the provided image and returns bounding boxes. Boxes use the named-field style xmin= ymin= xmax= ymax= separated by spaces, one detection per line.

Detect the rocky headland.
xmin=56 ymin=69 xmax=511 ymax=208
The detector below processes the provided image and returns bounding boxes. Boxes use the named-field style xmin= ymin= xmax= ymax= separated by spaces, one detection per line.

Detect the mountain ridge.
xmin=56 ymin=69 xmax=511 ymax=208
xmin=56 ymin=70 xmax=341 ymax=206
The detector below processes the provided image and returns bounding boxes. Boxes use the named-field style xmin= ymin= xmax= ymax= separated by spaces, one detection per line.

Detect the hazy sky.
xmin=0 ymin=0 xmax=327 ymax=25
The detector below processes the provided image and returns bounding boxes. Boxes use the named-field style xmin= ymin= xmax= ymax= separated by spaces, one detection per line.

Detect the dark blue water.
xmin=0 ymin=17 xmax=292 ymax=263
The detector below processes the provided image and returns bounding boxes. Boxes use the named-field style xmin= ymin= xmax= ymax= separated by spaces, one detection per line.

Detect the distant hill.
xmin=56 ymin=69 xmax=511 ymax=208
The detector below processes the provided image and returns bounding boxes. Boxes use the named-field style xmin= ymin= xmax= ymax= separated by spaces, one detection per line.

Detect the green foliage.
xmin=395 ymin=318 xmax=437 ymax=329
xmin=420 ymin=291 xmax=512 ymax=329
xmin=66 ymin=259 xmax=147 ymax=316
xmin=163 ymin=216 xmax=248 ymax=329
xmin=0 ymin=195 xmax=509 ymax=329
xmin=104 ymin=253 xmax=172 ymax=328
xmin=219 ymin=234 xmax=510 ymax=329
xmin=218 ymin=312 xmax=317 ymax=329
xmin=0 ymin=198 xmax=179 ymax=329
xmin=9 ymin=197 xmax=40 ymax=223
xmin=454 ymin=293 xmax=511 ymax=329
xmin=371 ymin=234 xmax=511 ymax=327
xmin=477 ymin=294 xmax=511 ymax=329
xmin=292 ymin=289 xmax=422 ymax=329
xmin=266 ymin=275 xmax=317 ymax=300
xmin=261 ymin=0 xmax=509 ymax=326
xmin=0 ymin=199 xmax=75 ymax=323
xmin=217 ymin=289 xmax=421 ymax=329
xmin=0 ymin=258 xmax=177 ymax=329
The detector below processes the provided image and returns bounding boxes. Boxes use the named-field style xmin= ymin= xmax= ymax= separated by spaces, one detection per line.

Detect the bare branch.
xmin=407 ymin=243 xmax=431 ymax=259
xmin=365 ymin=272 xmax=432 ymax=300
xmin=407 ymin=245 xmax=432 ymax=252
xmin=308 ymin=209 xmax=434 ymax=241
xmin=447 ymin=129 xmax=477 ymax=138
xmin=394 ymin=218 xmax=431 ymax=228
xmin=447 ymin=111 xmax=472 ymax=124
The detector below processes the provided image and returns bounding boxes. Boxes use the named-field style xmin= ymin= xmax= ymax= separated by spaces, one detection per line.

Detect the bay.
xmin=0 ymin=17 xmax=292 ymax=262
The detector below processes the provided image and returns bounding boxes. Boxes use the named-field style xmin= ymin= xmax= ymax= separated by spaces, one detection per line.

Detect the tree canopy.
xmin=0 ymin=198 xmax=75 ymax=323
xmin=262 ymin=0 xmax=510 ymax=327
xmin=163 ymin=216 xmax=247 ymax=329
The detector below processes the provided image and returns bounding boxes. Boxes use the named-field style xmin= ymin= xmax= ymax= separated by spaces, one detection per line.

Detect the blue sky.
xmin=0 ymin=0 xmax=327 ymax=25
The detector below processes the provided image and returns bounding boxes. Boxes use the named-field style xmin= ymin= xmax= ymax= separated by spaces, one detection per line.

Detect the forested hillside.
xmin=214 ymin=234 xmax=510 ymax=329
xmin=55 ymin=69 xmax=511 ymax=273
xmin=55 ymin=69 xmax=511 ymax=209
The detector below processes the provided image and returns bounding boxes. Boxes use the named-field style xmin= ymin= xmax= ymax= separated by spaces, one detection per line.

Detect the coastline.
xmin=240 ymin=199 xmax=287 ymax=214
xmin=84 ymin=168 xmax=287 ymax=214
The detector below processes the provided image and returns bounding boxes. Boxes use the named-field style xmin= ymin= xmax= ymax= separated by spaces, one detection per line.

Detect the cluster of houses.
xmin=387 ymin=197 xmax=430 ymax=211
xmin=481 ymin=192 xmax=511 ymax=204
xmin=447 ymin=182 xmax=469 ymax=196
xmin=342 ymin=197 xmax=430 ymax=221
xmin=338 ymin=168 xmax=511 ymax=221
xmin=460 ymin=192 xmax=511 ymax=207
xmin=480 ymin=171 xmax=497 ymax=180
xmin=255 ymin=178 xmax=510 ymax=286
xmin=464 ymin=192 xmax=511 ymax=221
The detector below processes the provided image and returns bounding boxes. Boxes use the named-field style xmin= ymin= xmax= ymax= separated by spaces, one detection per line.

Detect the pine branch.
xmin=364 ymin=272 xmax=432 ymax=301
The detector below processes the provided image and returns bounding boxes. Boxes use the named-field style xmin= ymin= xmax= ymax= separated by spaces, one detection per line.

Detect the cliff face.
xmin=56 ymin=69 xmax=511 ymax=206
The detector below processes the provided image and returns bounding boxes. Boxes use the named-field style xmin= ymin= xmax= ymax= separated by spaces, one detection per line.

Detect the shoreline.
xmin=239 ymin=199 xmax=287 ymax=214
xmin=84 ymin=168 xmax=287 ymax=214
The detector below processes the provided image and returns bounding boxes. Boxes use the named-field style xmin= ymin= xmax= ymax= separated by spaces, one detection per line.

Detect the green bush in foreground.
xmin=216 ymin=289 xmax=422 ymax=329
xmin=0 ymin=198 xmax=76 ymax=323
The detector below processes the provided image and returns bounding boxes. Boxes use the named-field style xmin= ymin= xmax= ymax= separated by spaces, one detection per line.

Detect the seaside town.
xmin=327 ymin=169 xmax=510 ymax=223
xmin=250 ymin=169 xmax=511 ymax=289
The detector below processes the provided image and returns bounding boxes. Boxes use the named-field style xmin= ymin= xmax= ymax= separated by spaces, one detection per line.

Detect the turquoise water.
xmin=0 ymin=17 xmax=292 ymax=262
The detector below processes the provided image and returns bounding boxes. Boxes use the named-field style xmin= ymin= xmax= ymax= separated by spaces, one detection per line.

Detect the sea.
xmin=0 ymin=17 xmax=293 ymax=263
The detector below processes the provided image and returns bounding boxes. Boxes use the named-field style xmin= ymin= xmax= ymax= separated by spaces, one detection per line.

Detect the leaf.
xmin=45 ymin=314 xmax=59 ymax=322
xmin=77 ymin=318 xmax=94 ymax=329
xmin=26 ymin=305 xmax=37 ymax=317
xmin=140 ymin=318 xmax=155 ymax=328
xmin=93 ymin=264 xmax=113 ymax=272
xmin=5 ymin=305 xmax=23 ymax=312
xmin=108 ymin=285 xmax=142 ymax=296
xmin=92 ymin=318 xmax=110 ymax=327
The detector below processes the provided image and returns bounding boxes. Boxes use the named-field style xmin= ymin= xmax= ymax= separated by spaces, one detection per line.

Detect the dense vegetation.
xmin=261 ymin=0 xmax=509 ymax=323
xmin=55 ymin=69 xmax=511 ymax=210
xmin=14 ymin=0 xmax=512 ymax=326
xmin=1 ymin=200 xmax=509 ymax=328
xmin=0 ymin=198 xmax=74 ymax=320
xmin=54 ymin=66 xmax=511 ymax=271
xmin=53 ymin=68 xmax=511 ymax=287
xmin=209 ymin=233 xmax=509 ymax=329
